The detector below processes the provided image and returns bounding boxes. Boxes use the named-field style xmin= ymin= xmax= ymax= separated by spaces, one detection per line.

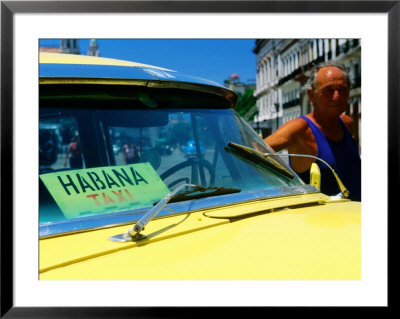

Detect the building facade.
xmin=40 ymin=39 xmax=101 ymax=58
xmin=60 ymin=39 xmax=80 ymax=54
xmin=253 ymin=39 xmax=361 ymax=151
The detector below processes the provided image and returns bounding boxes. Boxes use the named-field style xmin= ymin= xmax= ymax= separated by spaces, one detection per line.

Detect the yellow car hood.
xmin=40 ymin=194 xmax=361 ymax=280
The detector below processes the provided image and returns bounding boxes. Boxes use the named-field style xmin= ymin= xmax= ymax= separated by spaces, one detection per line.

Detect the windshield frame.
xmin=39 ymin=80 xmax=311 ymax=238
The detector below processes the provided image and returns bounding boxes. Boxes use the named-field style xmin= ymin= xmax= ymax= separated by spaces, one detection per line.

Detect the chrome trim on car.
xmin=39 ymin=185 xmax=319 ymax=238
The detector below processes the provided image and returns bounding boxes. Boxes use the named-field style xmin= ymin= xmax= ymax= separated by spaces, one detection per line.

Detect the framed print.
xmin=1 ymin=0 xmax=395 ymax=317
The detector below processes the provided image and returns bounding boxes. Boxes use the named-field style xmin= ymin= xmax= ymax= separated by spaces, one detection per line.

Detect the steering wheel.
xmin=160 ymin=158 xmax=215 ymax=189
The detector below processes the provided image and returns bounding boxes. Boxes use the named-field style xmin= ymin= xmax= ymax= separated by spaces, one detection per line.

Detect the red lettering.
xmin=124 ymin=189 xmax=134 ymax=201
xmin=102 ymin=193 xmax=116 ymax=205
xmin=112 ymin=190 xmax=128 ymax=202
xmin=87 ymin=189 xmax=135 ymax=207
xmin=86 ymin=194 xmax=101 ymax=206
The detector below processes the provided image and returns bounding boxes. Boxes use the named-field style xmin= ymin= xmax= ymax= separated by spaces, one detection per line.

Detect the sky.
xmin=39 ymin=39 xmax=257 ymax=86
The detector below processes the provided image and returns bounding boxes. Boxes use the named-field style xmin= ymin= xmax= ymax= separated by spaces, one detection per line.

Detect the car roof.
xmin=39 ymin=52 xmax=237 ymax=106
xmin=40 ymin=52 xmax=221 ymax=87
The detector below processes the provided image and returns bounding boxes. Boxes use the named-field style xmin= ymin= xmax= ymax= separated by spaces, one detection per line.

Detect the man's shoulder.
xmin=340 ymin=113 xmax=354 ymax=133
xmin=340 ymin=113 xmax=354 ymax=124
xmin=284 ymin=117 xmax=310 ymax=133
xmin=265 ymin=116 xmax=312 ymax=152
xmin=273 ymin=116 xmax=310 ymax=141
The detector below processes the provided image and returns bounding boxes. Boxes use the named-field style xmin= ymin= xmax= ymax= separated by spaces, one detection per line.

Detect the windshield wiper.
xmin=225 ymin=142 xmax=294 ymax=179
xmin=109 ymin=183 xmax=241 ymax=242
xmin=155 ymin=184 xmax=241 ymax=204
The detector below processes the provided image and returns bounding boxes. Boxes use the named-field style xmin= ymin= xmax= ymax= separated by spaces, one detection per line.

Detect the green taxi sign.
xmin=40 ymin=163 xmax=170 ymax=219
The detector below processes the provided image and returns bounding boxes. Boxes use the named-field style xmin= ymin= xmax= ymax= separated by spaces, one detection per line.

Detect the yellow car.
xmin=39 ymin=52 xmax=361 ymax=280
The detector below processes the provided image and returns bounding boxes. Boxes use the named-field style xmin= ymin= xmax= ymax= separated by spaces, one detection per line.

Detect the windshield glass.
xmin=39 ymin=106 xmax=303 ymax=224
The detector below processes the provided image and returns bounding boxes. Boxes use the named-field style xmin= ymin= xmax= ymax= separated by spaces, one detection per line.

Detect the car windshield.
xmin=39 ymin=104 xmax=304 ymax=225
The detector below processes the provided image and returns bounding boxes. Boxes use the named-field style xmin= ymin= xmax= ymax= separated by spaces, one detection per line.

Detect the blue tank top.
xmin=291 ymin=115 xmax=361 ymax=201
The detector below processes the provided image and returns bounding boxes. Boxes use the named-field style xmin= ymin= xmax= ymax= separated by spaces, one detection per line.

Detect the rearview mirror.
xmin=101 ymin=109 xmax=169 ymax=128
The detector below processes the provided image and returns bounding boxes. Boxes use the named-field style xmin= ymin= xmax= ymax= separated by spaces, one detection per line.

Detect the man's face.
xmin=309 ymin=66 xmax=350 ymax=116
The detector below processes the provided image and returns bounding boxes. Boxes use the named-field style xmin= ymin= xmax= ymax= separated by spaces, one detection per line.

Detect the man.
xmin=265 ymin=60 xmax=361 ymax=201
xmin=122 ymin=138 xmax=140 ymax=164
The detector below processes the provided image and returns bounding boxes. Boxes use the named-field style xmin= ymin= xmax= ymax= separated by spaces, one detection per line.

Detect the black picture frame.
xmin=1 ymin=1 xmax=395 ymax=317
